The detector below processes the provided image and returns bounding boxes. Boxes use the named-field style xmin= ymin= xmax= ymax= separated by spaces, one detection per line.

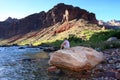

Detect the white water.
xmin=0 ymin=46 xmax=43 ymax=80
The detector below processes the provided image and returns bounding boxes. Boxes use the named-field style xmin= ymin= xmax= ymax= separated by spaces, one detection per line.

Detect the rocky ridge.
xmin=0 ymin=3 xmax=97 ymax=43
xmin=0 ymin=19 xmax=100 ymax=45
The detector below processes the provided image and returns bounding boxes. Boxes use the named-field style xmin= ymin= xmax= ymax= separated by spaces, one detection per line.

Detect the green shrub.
xmin=33 ymin=29 xmax=120 ymax=51
xmin=79 ymin=30 xmax=120 ymax=51
xmin=89 ymin=30 xmax=120 ymax=43
xmin=68 ymin=34 xmax=83 ymax=43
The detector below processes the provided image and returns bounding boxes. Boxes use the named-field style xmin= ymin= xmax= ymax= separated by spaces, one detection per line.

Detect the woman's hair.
xmin=64 ymin=38 xmax=67 ymax=40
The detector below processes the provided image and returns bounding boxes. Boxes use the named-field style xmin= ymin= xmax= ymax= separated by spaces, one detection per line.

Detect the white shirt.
xmin=62 ymin=40 xmax=70 ymax=49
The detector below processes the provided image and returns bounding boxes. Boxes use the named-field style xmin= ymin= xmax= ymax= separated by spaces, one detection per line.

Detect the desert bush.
xmin=89 ymin=30 xmax=120 ymax=43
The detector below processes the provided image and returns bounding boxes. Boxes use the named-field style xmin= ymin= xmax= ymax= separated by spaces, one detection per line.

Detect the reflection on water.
xmin=0 ymin=46 xmax=50 ymax=80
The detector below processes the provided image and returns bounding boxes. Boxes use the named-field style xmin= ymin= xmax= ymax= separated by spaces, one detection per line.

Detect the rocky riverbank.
xmin=17 ymin=47 xmax=120 ymax=80
xmin=46 ymin=48 xmax=120 ymax=80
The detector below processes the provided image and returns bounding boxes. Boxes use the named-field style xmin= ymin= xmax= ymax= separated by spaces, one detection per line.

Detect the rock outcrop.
xmin=49 ymin=46 xmax=104 ymax=72
xmin=0 ymin=3 xmax=97 ymax=38
xmin=107 ymin=37 xmax=118 ymax=42
xmin=5 ymin=17 xmax=18 ymax=23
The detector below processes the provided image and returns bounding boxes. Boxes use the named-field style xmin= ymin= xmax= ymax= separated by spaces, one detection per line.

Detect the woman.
xmin=60 ymin=38 xmax=70 ymax=49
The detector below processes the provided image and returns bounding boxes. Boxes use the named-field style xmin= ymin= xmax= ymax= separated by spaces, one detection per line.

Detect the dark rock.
xmin=115 ymin=72 xmax=120 ymax=79
xmin=103 ymin=71 xmax=115 ymax=78
xmin=43 ymin=47 xmax=59 ymax=52
xmin=21 ymin=58 xmax=37 ymax=62
xmin=18 ymin=47 xmax=25 ymax=49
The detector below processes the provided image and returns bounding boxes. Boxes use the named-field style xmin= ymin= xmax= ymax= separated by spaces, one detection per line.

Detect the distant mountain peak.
xmin=5 ymin=17 xmax=18 ymax=23
xmin=98 ymin=19 xmax=120 ymax=26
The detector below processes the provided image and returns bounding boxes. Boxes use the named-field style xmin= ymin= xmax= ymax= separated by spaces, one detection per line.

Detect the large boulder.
xmin=49 ymin=46 xmax=104 ymax=72
xmin=107 ymin=37 xmax=118 ymax=42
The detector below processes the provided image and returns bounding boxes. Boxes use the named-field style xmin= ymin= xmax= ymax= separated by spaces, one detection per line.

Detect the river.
xmin=1 ymin=46 xmax=118 ymax=80
xmin=0 ymin=46 xmax=51 ymax=80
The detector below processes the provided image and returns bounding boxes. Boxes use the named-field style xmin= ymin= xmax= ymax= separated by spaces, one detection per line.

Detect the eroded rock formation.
xmin=0 ymin=3 xmax=98 ymax=38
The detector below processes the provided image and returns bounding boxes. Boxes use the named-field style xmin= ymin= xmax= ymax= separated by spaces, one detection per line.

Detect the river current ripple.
xmin=0 ymin=46 xmax=47 ymax=80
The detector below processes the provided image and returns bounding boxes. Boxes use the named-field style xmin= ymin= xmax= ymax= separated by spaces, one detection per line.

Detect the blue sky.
xmin=0 ymin=0 xmax=119 ymax=21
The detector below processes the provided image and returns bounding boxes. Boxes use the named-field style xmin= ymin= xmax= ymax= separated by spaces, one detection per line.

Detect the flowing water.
xmin=0 ymin=46 xmax=51 ymax=80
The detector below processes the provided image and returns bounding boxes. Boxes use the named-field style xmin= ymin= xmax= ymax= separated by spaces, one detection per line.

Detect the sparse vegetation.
xmin=37 ymin=29 xmax=120 ymax=51
xmin=80 ymin=30 xmax=120 ymax=50
xmin=0 ymin=19 xmax=120 ymax=51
